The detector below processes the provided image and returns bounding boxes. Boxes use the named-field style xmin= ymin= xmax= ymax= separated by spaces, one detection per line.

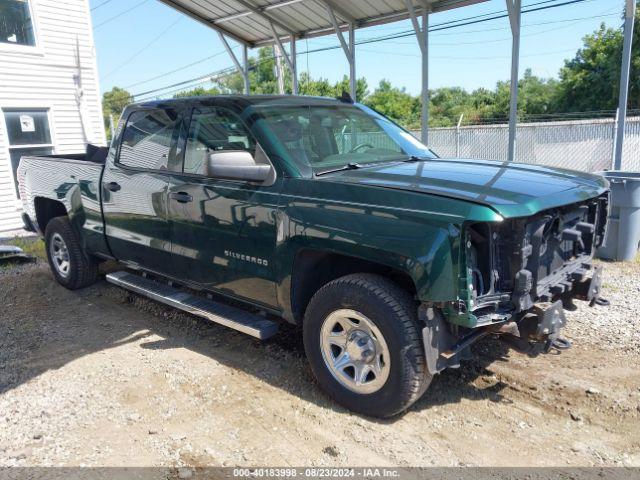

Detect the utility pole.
xmin=275 ymin=44 xmax=285 ymax=94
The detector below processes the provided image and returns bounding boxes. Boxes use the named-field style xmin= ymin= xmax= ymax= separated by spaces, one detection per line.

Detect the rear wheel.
xmin=45 ymin=216 xmax=98 ymax=290
xmin=303 ymin=273 xmax=431 ymax=417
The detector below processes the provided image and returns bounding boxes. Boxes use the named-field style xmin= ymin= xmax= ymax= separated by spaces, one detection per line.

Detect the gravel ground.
xmin=0 ymin=252 xmax=639 ymax=468
xmin=564 ymin=260 xmax=640 ymax=353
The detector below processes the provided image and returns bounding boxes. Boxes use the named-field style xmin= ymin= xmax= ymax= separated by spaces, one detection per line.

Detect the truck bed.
xmin=17 ymin=146 xmax=109 ymax=256
xmin=31 ymin=144 xmax=109 ymax=164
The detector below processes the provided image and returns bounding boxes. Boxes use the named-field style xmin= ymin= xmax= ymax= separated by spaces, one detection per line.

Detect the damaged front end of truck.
xmin=424 ymin=192 xmax=610 ymax=374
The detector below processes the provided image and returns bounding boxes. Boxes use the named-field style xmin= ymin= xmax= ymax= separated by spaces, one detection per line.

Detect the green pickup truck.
xmin=18 ymin=95 xmax=609 ymax=417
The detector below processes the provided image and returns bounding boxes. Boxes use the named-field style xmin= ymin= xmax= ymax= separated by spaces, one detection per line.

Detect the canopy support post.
xmin=614 ymin=0 xmax=636 ymax=171
xmin=420 ymin=9 xmax=429 ymax=145
xmin=506 ymin=0 xmax=521 ymax=163
xmin=323 ymin=3 xmax=356 ymax=101
xmin=218 ymin=32 xmax=250 ymax=94
xmin=348 ymin=22 xmax=356 ymax=101
xmin=404 ymin=0 xmax=429 ymax=144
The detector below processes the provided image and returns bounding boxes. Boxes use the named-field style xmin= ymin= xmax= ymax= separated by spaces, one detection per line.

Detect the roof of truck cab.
xmin=134 ymin=94 xmax=349 ymax=110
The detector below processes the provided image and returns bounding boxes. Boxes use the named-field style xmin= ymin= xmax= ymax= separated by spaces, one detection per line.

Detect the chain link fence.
xmin=420 ymin=117 xmax=640 ymax=173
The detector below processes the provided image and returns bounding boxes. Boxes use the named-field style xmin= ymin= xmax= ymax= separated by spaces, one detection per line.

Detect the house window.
xmin=0 ymin=0 xmax=35 ymax=47
xmin=3 ymin=109 xmax=53 ymax=198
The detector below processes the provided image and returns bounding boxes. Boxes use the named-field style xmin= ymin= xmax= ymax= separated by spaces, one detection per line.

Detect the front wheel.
xmin=45 ymin=216 xmax=98 ymax=290
xmin=303 ymin=273 xmax=431 ymax=417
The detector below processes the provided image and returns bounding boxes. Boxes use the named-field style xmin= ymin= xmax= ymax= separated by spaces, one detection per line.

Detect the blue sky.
xmin=90 ymin=0 xmax=623 ymax=100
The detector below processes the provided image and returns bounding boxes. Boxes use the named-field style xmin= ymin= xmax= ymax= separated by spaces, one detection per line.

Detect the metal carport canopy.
xmin=156 ymin=0 xmax=495 ymax=148
xmin=156 ymin=0 xmax=487 ymax=47
xmin=155 ymin=0 xmax=636 ymax=168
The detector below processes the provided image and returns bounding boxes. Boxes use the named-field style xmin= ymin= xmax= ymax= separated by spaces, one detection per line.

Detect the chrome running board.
xmin=105 ymin=271 xmax=279 ymax=340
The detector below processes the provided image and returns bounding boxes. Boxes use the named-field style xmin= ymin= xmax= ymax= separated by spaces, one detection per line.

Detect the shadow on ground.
xmin=0 ymin=263 xmax=514 ymax=421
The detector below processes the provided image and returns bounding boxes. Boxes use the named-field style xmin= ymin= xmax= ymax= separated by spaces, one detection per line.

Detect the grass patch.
xmin=3 ymin=236 xmax=46 ymax=260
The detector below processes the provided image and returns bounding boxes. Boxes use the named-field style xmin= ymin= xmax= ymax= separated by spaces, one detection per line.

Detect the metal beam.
xmin=506 ymin=0 xmax=521 ymax=163
xmin=269 ymin=29 xmax=298 ymax=95
xmin=218 ymin=33 xmax=243 ymax=73
xmin=348 ymin=22 xmax=356 ymax=100
xmin=405 ymin=0 xmax=429 ymax=143
xmin=218 ymin=33 xmax=250 ymax=95
xmin=157 ymin=0 xmax=253 ymax=47
xmin=317 ymin=0 xmax=356 ymax=24
xmin=421 ymin=9 xmax=429 ymax=144
xmin=161 ymin=0 xmax=489 ymax=48
xmin=269 ymin=22 xmax=298 ymax=94
xmin=233 ymin=0 xmax=296 ymax=35
xmin=404 ymin=0 xmax=425 ymax=50
xmin=214 ymin=0 xmax=305 ymax=25
xmin=269 ymin=22 xmax=294 ymax=72
xmin=614 ymin=0 xmax=637 ymax=171
xmin=251 ymin=1 xmax=489 ymax=46
xmin=324 ymin=4 xmax=351 ymax=59
xmin=322 ymin=2 xmax=356 ymax=100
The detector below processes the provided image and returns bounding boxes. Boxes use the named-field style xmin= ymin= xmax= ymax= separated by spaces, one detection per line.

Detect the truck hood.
xmin=317 ymin=158 xmax=608 ymax=218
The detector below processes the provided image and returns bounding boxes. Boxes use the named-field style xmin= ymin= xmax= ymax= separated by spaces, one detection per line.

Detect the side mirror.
xmin=206 ymin=150 xmax=273 ymax=183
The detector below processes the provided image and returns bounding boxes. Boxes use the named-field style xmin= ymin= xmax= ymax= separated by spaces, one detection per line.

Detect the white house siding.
xmin=0 ymin=0 xmax=106 ymax=233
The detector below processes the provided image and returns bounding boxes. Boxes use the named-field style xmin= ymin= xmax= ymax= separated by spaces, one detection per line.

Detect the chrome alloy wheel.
xmin=320 ymin=309 xmax=391 ymax=394
xmin=50 ymin=232 xmax=71 ymax=278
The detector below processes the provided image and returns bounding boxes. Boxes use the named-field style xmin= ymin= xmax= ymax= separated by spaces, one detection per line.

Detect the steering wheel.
xmin=349 ymin=143 xmax=375 ymax=153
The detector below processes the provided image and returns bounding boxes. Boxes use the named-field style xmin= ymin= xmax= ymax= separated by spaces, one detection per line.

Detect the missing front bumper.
xmin=423 ymin=299 xmax=574 ymax=374
xmin=424 ymin=267 xmax=608 ymax=374
xmin=573 ymin=265 xmax=603 ymax=304
xmin=518 ymin=300 xmax=567 ymax=342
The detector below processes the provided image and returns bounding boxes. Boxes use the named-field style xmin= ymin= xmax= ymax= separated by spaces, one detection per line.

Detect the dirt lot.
xmin=0 ymin=246 xmax=639 ymax=468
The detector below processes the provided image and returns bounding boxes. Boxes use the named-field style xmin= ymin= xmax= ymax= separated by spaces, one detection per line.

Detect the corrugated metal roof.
xmin=157 ymin=0 xmax=488 ymax=47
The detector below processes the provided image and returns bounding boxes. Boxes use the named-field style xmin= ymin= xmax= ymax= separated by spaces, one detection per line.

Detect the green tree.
xmin=298 ymin=73 xmax=368 ymax=100
xmin=429 ymin=87 xmax=472 ymax=127
xmin=519 ymin=69 xmax=559 ymax=116
xmin=298 ymin=72 xmax=336 ymax=97
xmin=332 ymin=75 xmax=369 ymax=101
xmin=173 ymin=86 xmax=221 ymax=98
xmin=554 ymin=6 xmax=640 ymax=112
xmin=174 ymin=47 xmax=283 ymax=97
xmin=102 ymin=86 xmax=132 ymax=140
xmin=462 ymin=70 xmax=558 ymax=123
xmin=363 ymin=80 xmax=421 ymax=128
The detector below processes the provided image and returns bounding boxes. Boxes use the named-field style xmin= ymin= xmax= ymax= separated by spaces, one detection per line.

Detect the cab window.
xmin=118 ymin=109 xmax=181 ymax=171
xmin=184 ymin=107 xmax=255 ymax=176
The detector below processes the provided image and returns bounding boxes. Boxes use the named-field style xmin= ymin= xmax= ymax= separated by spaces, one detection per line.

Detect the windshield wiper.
xmin=402 ymin=155 xmax=429 ymax=162
xmin=315 ymin=156 xmax=431 ymax=176
xmin=315 ymin=162 xmax=362 ymax=177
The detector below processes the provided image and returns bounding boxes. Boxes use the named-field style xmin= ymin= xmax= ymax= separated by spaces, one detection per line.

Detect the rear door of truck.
xmin=102 ymin=105 xmax=187 ymax=274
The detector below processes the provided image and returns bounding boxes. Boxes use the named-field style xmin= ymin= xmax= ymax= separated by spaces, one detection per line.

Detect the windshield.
xmin=254 ymin=103 xmax=436 ymax=175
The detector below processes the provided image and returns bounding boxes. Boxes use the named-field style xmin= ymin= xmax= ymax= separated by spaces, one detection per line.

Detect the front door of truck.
xmin=167 ymin=106 xmax=281 ymax=309
xmin=102 ymin=106 xmax=185 ymax=274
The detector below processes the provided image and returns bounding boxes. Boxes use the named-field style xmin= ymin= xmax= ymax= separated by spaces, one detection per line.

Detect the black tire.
xmin=44 ymin=216 xmax=98 ymax=290
xmin=303 ymin=273 xmax=431 ymax=418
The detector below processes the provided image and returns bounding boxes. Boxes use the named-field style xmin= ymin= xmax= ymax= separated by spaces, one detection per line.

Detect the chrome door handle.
xmin=170 ymin=192 xmax=193 ymax=203
xmin=106 ymin=182 xmax=121 ymax=192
